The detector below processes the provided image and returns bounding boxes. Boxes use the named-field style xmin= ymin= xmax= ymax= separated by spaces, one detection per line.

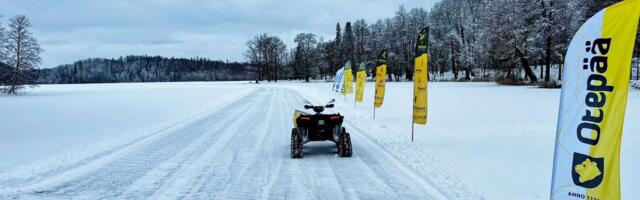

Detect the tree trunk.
xmin=633 ymin=46 xmax=640 ymax=80
xmin=559 ymin=55 xmax=564 ymax=81
xmin=636 ymin=57 xmax=640 ymax=80
xmin=545 ymin=37 xmax=552 ymax=82
xmin=10 ymin=33 xmax=22 ymax=95
xmin=305 ymin=61 xmax=310 ymax=82
xmin=465 ymin=67 xmax=471 ymax=80
xmin=460 ymin=23 xmax=470 ymax=81
xmin=450 ymin=41 xmax=458 ymax=80
xmin=405 ymin=49 xmax=412 ymax=81
xmin=515 ymin=47 xmax=537 ymax=83
xmin=274 ymin=58 xmax=278 ymax=82
xmin=539 ymin=64 xmax=543 ymax=79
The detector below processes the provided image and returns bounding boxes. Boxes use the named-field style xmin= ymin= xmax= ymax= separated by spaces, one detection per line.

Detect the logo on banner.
xmin=572 ymin=153 xmax=604 ymax=188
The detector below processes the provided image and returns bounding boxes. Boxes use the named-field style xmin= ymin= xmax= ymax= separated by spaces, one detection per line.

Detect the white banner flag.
xmin=550 ymin=1 xmax=640 ymax=200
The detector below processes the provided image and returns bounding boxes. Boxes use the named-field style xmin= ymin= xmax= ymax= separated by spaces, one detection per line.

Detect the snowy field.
xmin=0 ymin=81 xmax=638 ymax=200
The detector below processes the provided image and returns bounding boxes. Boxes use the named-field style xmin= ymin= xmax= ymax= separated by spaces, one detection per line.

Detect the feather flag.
xmin=550 ymin=1 xmax=640 ymax=200
xmin=343 ymin=60 xmax=353 ymax=95
xmin=333 ymin=67 xmax=345 ymax=93
xmin=412 ymin=27 xmax=429 ymax=125
xmin=355 ymin=61 xmax=366 ymax=102
xmin=374 ymin=49 xmax=388 ymax=108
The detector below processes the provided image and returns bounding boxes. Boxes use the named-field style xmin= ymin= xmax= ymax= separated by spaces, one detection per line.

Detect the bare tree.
xmin=2 ymin=15 xmax=42 ymax=94
xmin=244 ymin=34 xmax=286 ymax=82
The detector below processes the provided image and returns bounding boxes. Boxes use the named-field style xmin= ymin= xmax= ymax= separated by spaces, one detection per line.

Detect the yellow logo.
xmin=575 ymin=159 xmax=602 ymax=183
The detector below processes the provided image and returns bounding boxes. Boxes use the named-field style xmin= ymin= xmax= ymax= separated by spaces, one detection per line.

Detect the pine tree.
xmin=333 ymin=23 xmax=341 ymax=75
xmin=342 ymin=22 xmax=355 ymax=77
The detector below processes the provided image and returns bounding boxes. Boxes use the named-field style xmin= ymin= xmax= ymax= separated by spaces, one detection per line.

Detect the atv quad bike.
xmin=291 ymin=99 xmax=352 ymax=158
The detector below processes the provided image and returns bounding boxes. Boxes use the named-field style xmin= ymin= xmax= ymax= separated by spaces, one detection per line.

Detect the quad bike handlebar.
xmin=303 ymin=99 xmax=336 ymax=114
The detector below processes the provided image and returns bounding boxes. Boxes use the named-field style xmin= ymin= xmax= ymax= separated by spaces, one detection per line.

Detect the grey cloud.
xmin=0 ymin=0 xmax=437 ymax=67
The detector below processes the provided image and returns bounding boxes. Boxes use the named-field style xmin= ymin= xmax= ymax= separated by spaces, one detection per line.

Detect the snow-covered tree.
xmin=38 ymin=56 xmax=253 ymax=84
xmin=244 ymin=34 xmax=287 ymax=82
xmin=293 ymin=33 xmax=318 ymax=82
xmin=353 ymin=19 xmax=369 ymax=65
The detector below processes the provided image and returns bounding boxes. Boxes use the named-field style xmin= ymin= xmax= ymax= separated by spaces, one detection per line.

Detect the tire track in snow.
xmin=215 ymin=88 xmax=288 ymax=199
xmin=251 ymin=89 xmax=316 ymax=200
xmin=26 ymin=89 xmax=269 ymax=199
xmin=343 ymin=121 xmax=449 ymax=200
xmin=149 ymin=88 xmax=277 ymax=199
xmin=0 ymin=88 xmax=257 ymax=194
xmin=256 ymin=89 xmax=301 ymax=199
xmin=117 ymin=89 xmax=273 ymax=199
xmin=195 ymin=88 xmax=278 ymax=199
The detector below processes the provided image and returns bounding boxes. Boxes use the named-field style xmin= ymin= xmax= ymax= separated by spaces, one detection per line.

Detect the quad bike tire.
xmin=337 ymin=127 xmax=352 ymax=157
xmin=291 ymin=128 xmax=303 ymax=158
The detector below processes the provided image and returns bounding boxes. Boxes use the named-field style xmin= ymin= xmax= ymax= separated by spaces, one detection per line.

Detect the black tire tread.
xmin=338 ymin=129 xmax=352 ymax=157
xmin=291 ymin=128 xmax=303 ymax=158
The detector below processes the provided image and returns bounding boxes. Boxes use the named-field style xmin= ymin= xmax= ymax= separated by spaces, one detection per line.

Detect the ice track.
xmin=2 ymin=88 xmax=447 ymax=200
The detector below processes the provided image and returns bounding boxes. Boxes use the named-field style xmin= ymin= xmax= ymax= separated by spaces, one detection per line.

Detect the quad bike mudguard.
xmin=295 ymin=112 xmax=343 ymax=142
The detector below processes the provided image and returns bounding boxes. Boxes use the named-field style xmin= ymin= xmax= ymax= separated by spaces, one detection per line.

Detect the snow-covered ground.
xmin=0 ymin=81 xmax=638 ymax=200
xmin=290 ymin=81 xmax=640 ymax=200
xmin=0 ymin=82 xmax=255 ymax=170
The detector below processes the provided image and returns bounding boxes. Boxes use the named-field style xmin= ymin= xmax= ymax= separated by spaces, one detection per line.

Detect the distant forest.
xmin=31 ymin=0 xmax=640 ymax=85
xmin=37 ymin=56 xmax=253 ymax=84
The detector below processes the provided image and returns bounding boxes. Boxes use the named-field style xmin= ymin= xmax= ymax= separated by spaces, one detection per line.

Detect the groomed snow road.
xmin=1 ymin=87 xmax=448 ymax=200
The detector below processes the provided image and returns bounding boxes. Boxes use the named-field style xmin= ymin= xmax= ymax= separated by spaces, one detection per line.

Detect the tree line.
xmin=37 ymin=56 xmax=254 ymax=84
xmin=245 ymin=0 xmax=640 ymax=85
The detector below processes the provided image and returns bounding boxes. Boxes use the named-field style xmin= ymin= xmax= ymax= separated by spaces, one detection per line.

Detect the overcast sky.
xmin=0 ymin=0 xmax=436 ymax=68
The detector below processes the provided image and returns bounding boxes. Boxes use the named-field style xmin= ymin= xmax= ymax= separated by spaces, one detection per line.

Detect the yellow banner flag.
xmin=550 ymin=1 xmax=640 ymax=200
xmin=355 ymin=62 xmax=366 ymax=102
xmin=374 ymin=49 xmax=388 ymax=108
xmin=412 ymin=28 xmax=429 ymax=125
xmin=343 ymin=60 xmax=353 ymax=95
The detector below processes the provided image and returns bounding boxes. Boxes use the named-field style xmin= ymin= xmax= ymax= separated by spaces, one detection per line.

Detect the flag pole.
xmin=373 ymin=107 xmax=376 ymax=119
xmin=411 ymin=123 xmax=414 ymax=142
